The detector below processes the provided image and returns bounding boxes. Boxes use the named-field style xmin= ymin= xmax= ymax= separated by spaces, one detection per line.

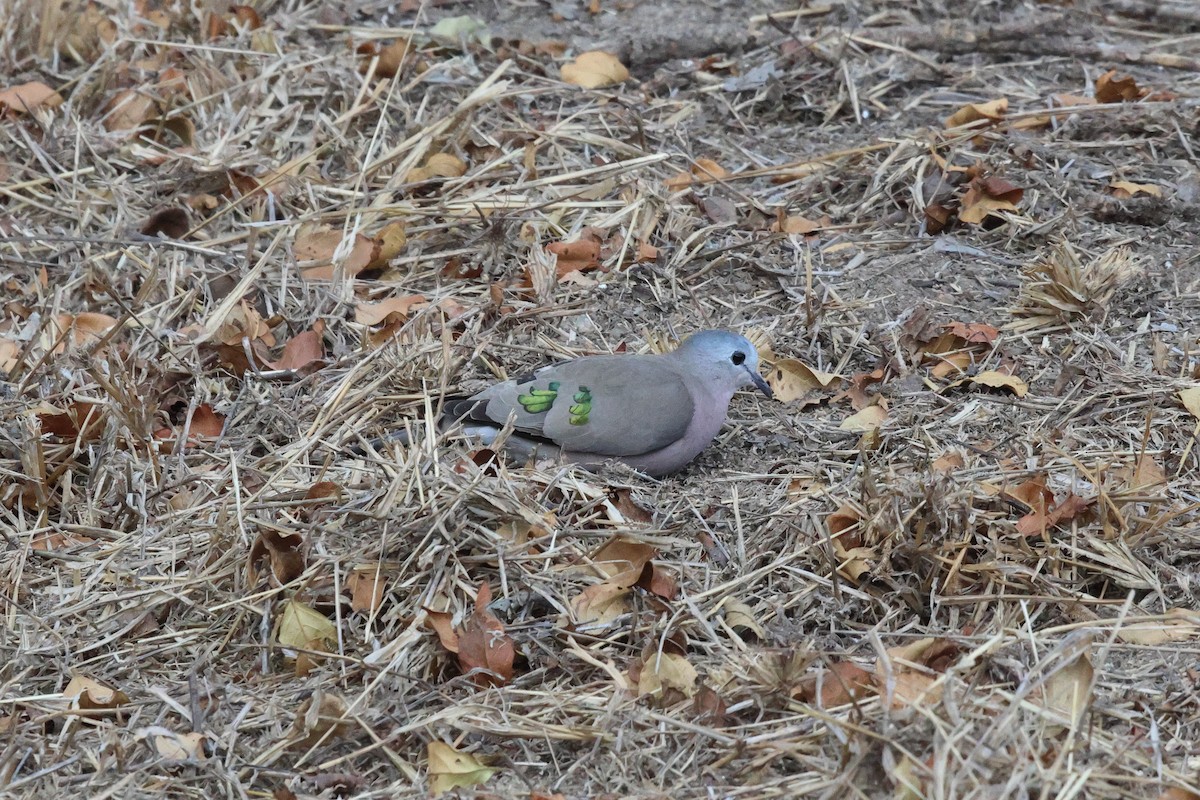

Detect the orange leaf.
xmin=560 ymin=50 xmax=629 ymax=88
xmin=246 ymin=527 xmax=305 ymax=585
xmin=546 ymin=232 xmax=603 ymax=277
xmin=1095 ymin=70 xmax=1147 ymax=103
xmin=354 ymin=294 xmax=428 ymax=325
xmin=347 ymin=565 xmax=387 ymax=613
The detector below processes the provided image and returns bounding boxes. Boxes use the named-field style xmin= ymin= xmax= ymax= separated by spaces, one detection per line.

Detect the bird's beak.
xmin=744 ymin=365 xmax=773 ymax=399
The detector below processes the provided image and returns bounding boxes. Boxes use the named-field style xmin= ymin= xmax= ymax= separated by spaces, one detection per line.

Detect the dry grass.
xmin=3 ymin=0 xmax=1200 ymax=798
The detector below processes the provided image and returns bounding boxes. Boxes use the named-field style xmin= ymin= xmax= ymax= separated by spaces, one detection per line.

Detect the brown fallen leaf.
xmin=1095 ymin=70 xmax=1147 ymax=103
xmin=347 ymin=564 xmax=387 ymax=614
xmin=546 ymin=230 xmax=603 ymax=277
xmin=1109 ymin=180 xmax=1162 ymax=199
xmin=875 ymin=638 xmax=961 ymax=708
xmin=561 ymin=50 xmax=629 ymax=88
xmin=286 ymin=692 xmax=352 ymax=750
xmin=456 ymin=583 xmax=515 ymax=687
xmin=141 ymin=206 xmax=190 ymax=239
xmin=295 ymin=223 xmax=380 ymax=280
xmin=1015 ymin=492 xmax=1092 ymax=537
xmin=0 ymin=81 xmax=64 ymax=116
xmin=269 ymin=327 xmax=325 ymax=372
xmin=770 ymin=213 xmax=831 ymax=236
xmin=839 ymin=403 xmax=887 ymax=432
xmin=797 ymin=661 xmax=875 ymax=707
xmin=65 ymin=676 xmax=129 ymax=712
xmin=959 ymin=175 xmax=1023 ymax=224
xmin=246 ymin=526 xmax=305 ymax=585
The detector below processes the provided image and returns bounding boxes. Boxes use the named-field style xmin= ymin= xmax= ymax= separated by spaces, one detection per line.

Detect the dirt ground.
xmin=3 ymin=0 xmax=1200 ymax=797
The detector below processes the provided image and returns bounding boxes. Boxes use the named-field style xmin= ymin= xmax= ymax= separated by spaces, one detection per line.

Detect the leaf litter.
xmin=4 ymin=0 xmax=1200 ymax=797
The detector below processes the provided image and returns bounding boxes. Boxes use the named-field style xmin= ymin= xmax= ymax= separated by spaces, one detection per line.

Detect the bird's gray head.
xmin=675 ymin=330 xmax=773 ymax=399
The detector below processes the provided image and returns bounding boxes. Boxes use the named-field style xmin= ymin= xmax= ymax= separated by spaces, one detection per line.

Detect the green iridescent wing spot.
xmin=568 ymin=385 xmax=592 ymax=426
xmin=517 ymin=382 xmax=559 ymax=414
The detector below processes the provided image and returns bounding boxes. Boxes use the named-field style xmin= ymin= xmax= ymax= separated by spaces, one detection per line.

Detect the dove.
xmin=426 ymin=329 xmax=773 ymax=476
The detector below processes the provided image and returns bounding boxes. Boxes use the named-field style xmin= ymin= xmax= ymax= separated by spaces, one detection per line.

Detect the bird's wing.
xmin=456 ymin=355 xmax=695 ymax=457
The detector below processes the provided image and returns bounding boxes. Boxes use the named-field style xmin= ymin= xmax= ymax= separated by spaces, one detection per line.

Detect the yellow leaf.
xmin=277 ymin=599 xmax=336 ymax=652
xmin=970 ymin=370 xmax=1028 ymax=397
xmin=1109 ymin=180 xmax=1162 ymax=199
xmin=722 ymin=599 xmax=766 ymax=640
xmin=840 ymin=404 xmax=887 ymax=432
xmin=635 ymin=651 xmax=698 ymax=699
xmin=561 ymin=50 xmax=629 ymax=88
xmin=406 ymin=152 xmax=467 ymax=183
xmin=767 ymin=358 xmax=842 ymax=403
xmin=428 ymin=741 xmax=495 ymax=796
xmin=1179 ymin=387 xmax=1200 ymax=419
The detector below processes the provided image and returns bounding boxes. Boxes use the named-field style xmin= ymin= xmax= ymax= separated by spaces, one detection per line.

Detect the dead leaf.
xmin=1109 ymin=180 xmax=1162 ymax=199
xmin=587 ymin=536 xmax=656 ymax=579
xmin=1015 ymin=492 xmax=1092 ymax=537
xmin=1038 ymin=649 xmax=1093 ymax=732
xmin=561 ymin=50 xmax=629 ymax=88
xmin=295 ymin=223 xmax=380 ymax=280
xmin=37 ymin=400 xmax=106 ymax=441
xmin=371 ymin=220 xmax=408 ymax=267
xmin=425 ymin=609 xmax=459 ymax=653
xmin=247 ymin=527 xmax=305 ymax=585
xmin=875 ymin=638 xmax=960 ymax=708
xmin=355 ymin=294 xmax=429 ymax=325
xmin=65 ymin=676 xmax=129 ymax=712
xmin=1095 ymin=70 xmax=1147 ymax=103
xmin=270 ymin=328 xmax=325 ymax=372
xmin=969 ymin=370 xmax=1028 ymax=397
xmin=768 ymin=359 xmax=842 ymax=404
xmin=797 ymin=661 xmax=875 ymax=707
xmin=145 ymin=728 xmax=207 ymax=761
xmin=371 ymin=36 xmax=418 ymax=79
xmin=1113 ymin=609 xmax=1200 ymax=645
xmin=456 ymin=583 xmax=515 ymax=687
xmin=406 ymin=153 xmax=467 ymax=184
xmin=606 ymin=487 xmax=654 ymax=524
xmin=141 ymin=206 xmax=190 ymax=239
xmin=0 ymin=81 xmax=64 ymax=116
xmin=944 ymin=321 xmax=1000 ymax=344
xmin=287 ymin=692 xmax=352 ymax=750
xmin=546 ymin=230 xmax=603 ymax=277
xmin=428 ymin=741 xmax=495 ymax=796
xmin=632 ymin=648 xmax=697 ymax=701
xmin=276 ymin=600 xmax=336 ymax=675
xmin=103 ymin=88 xmax=160 ymax=133
xmin=1180 ymin=387 xmax=1200 ymax=420
xmin=839 ymin=404 xmax=887 ymax=432
xmin=348 ymin=565 xmax=387 ymax=614
xmin=722 ymin=599 xmax=766 ymax=640
xmin=665 ymin=157 xmax=731 ymax=191
xmin=944 ymin=97 xmax=1008 ymax=128
xmin=188 ymin=403 xmax=226 ymax=437
xmin=959 ymin=175 xmax=1023 ymax=224
xmin=770 ymin=214 xmax=831 ymax=235
xmin=931 ymin=451 xmax=965 ymax=473
xmin=1126 ymin=453 xmax=1166 ymax=489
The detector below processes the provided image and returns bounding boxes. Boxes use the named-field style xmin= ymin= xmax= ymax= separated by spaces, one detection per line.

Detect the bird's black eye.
xmin=731 ymin=351 xmax=746 ymax=365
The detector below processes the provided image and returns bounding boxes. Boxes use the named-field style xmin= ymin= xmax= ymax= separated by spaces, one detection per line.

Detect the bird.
xmin=397 ymin=329 xmax=774 ymax=476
